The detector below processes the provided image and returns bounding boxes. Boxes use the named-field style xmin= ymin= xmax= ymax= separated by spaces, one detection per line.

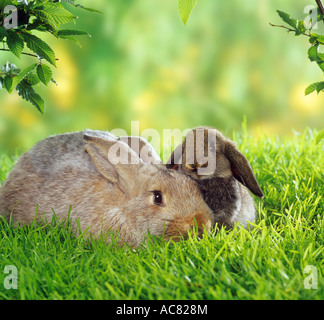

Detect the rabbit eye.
xmin=152 ymin=190 xmax=164 ymax=206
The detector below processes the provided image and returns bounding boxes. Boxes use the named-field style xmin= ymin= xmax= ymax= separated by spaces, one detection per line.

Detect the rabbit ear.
xmin=223 ymin=141 xmax=264 ymax=198
xmin=166 ymin=143 xmax=183 ymax=170
xmin=83 ymin=134 xmax=143 ymax=195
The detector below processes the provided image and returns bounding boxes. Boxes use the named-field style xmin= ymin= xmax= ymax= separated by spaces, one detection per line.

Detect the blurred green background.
xmin=1 ymin=0 xmax=324 ymax=156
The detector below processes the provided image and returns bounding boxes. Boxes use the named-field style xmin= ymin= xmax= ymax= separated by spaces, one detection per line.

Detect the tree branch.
xmin=269 ymin=23 xmax=311 ymax=38
xmin=0 ymin=48 xmax=59 ymax=60
xmin=316 ymin=0 xmax=324 ymax=15
xmin=0 ymin=48 xmax=40 ymax=59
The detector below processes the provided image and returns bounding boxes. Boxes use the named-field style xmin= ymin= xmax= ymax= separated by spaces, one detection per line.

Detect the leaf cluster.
xmin=275 ymin=8 xmax=324 ymax=95
xmin=0 ymin=0 xmax=97 ymax=113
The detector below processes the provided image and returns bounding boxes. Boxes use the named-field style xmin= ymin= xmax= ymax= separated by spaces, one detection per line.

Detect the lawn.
xmin=0 ymin=129 xmax=323 ymax=300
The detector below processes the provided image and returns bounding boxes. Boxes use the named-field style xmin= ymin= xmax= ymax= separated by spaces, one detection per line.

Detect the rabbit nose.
xmin=193 ymin=212 xmax=212 ymax=234
xmin=164 ymin=211 xmax=212 ymax=240
xmin=196 ymin=161 xmax=209 ymax=169
xmin=184 ymin=162 xmax=208 ymax=171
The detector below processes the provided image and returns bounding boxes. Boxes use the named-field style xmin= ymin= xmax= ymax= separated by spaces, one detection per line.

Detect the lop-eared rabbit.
xmin=0 ymin=130 xmax=213 ymax=247
xmin=166 ymin=127 xmax=264 ymax=230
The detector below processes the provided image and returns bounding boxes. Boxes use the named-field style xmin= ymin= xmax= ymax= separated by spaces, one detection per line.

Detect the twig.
xmin=316 ymin=0 xmax=324 ymax=15
xmin=0 ymin=48 xmax=40 ymax=59
xmin=0 ymin=48 xmax=59 ymax=60
xmin=269 ymin=22 xmax=311 ymax=38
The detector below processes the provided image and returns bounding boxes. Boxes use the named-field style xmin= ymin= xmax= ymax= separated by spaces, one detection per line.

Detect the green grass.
xmin=0 ymin=129 xmax=323 ymax=300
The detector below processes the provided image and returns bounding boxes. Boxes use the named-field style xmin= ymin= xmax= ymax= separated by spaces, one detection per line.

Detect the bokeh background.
xmin=1 ymin=0 xmax=324 ymax=157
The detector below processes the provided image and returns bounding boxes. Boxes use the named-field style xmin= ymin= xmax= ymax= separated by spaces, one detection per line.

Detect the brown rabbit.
xmin=0 ymin=130 xmax=213 ymax=247
xmin=166 ymin=127 xmax=264 ymax=230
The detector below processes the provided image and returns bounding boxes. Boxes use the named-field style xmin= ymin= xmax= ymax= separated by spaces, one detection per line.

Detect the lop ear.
xmin=166 ymin=142 xmax=184 ymax=170
xmin=223 ymin=141 xmax=264 ymax=198
xmin=83 ymin=134 xmax=143 ymax=195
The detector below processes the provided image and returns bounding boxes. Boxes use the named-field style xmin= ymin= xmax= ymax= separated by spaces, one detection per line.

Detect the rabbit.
xmin=166 ymin=126 xmax=264 ymax=230
xmin=0 ymin=130 xmax=213 ymax=247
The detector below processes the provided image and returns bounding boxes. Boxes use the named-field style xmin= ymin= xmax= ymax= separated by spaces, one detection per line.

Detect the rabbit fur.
xmin=166 ymin=127 xmax=264 ymax=230
xmin=0 ymin=130 xmax=213 ymax=247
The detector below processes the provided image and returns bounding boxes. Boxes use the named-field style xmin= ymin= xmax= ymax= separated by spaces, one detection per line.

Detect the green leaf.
xmin=310 ymin=33 xmax=324 ymax=44
xmin=61 ymin=0 xmax=103 ymax=14
xmin=56 ymin=30 xmax=90 ymax=46
xmin=318 ymin=51 xmax=324 ymax=61
xmin=37 ymin=64 xmax=52 ymax=86
xmin=57 ymin=35 xmax=81 ymax=47
xmin=33 ymin=9 xmax=58 ymax=30
xmin=6 ymin=30 xmax=24 ymax=59
xmin=16 ymin=80 xmax=45 ymax=114
xmin=0 ymin=27 xmax=8 ymax=42
xmin=178 ymin=0 xmax=197 ymax=26
xmin=3 ymin=75 xmax=13 ymax=93
xmin=25 ymin=72 xmax=41 ymax=86
xmin=309 ymin=36 xmax=318 ymax=45
xmin=277 ymin=10 xmax=298 ymax=29
xmin=295 ymin=20 xmax=306 ymax=35
xmin=317 ymin=13 xmax=324 ymax=24
xmin=315 ymin=129 xmax=324 ymax=144
xmin=22 ymin=32 xmax=56 ymax=67
xmin=305 ymin=83 xmax=317 ymax=95
xmin=34 ymin=4 xmax=76 ymax=29
xmin=57 ymin=29 xmax=90 ymax=37
xmin=305 ymin=81 xmax=324 ymax=95
xmin=75 ymin=6 xmax=103 ymax=14
xmin=316 ymin=81 xmax=324 ymax=93
xmin=0 ymin=0 xmax=11 ymax=11
xmin=11 ymin=63 xmax=38 ymax=89
xmin=308 ymin=44 xmax=319 ymax=62
xmin=0 ymin=27 xmax=7 ymax=36
xmin=317 ymin=61 xmax=324 ymax=72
